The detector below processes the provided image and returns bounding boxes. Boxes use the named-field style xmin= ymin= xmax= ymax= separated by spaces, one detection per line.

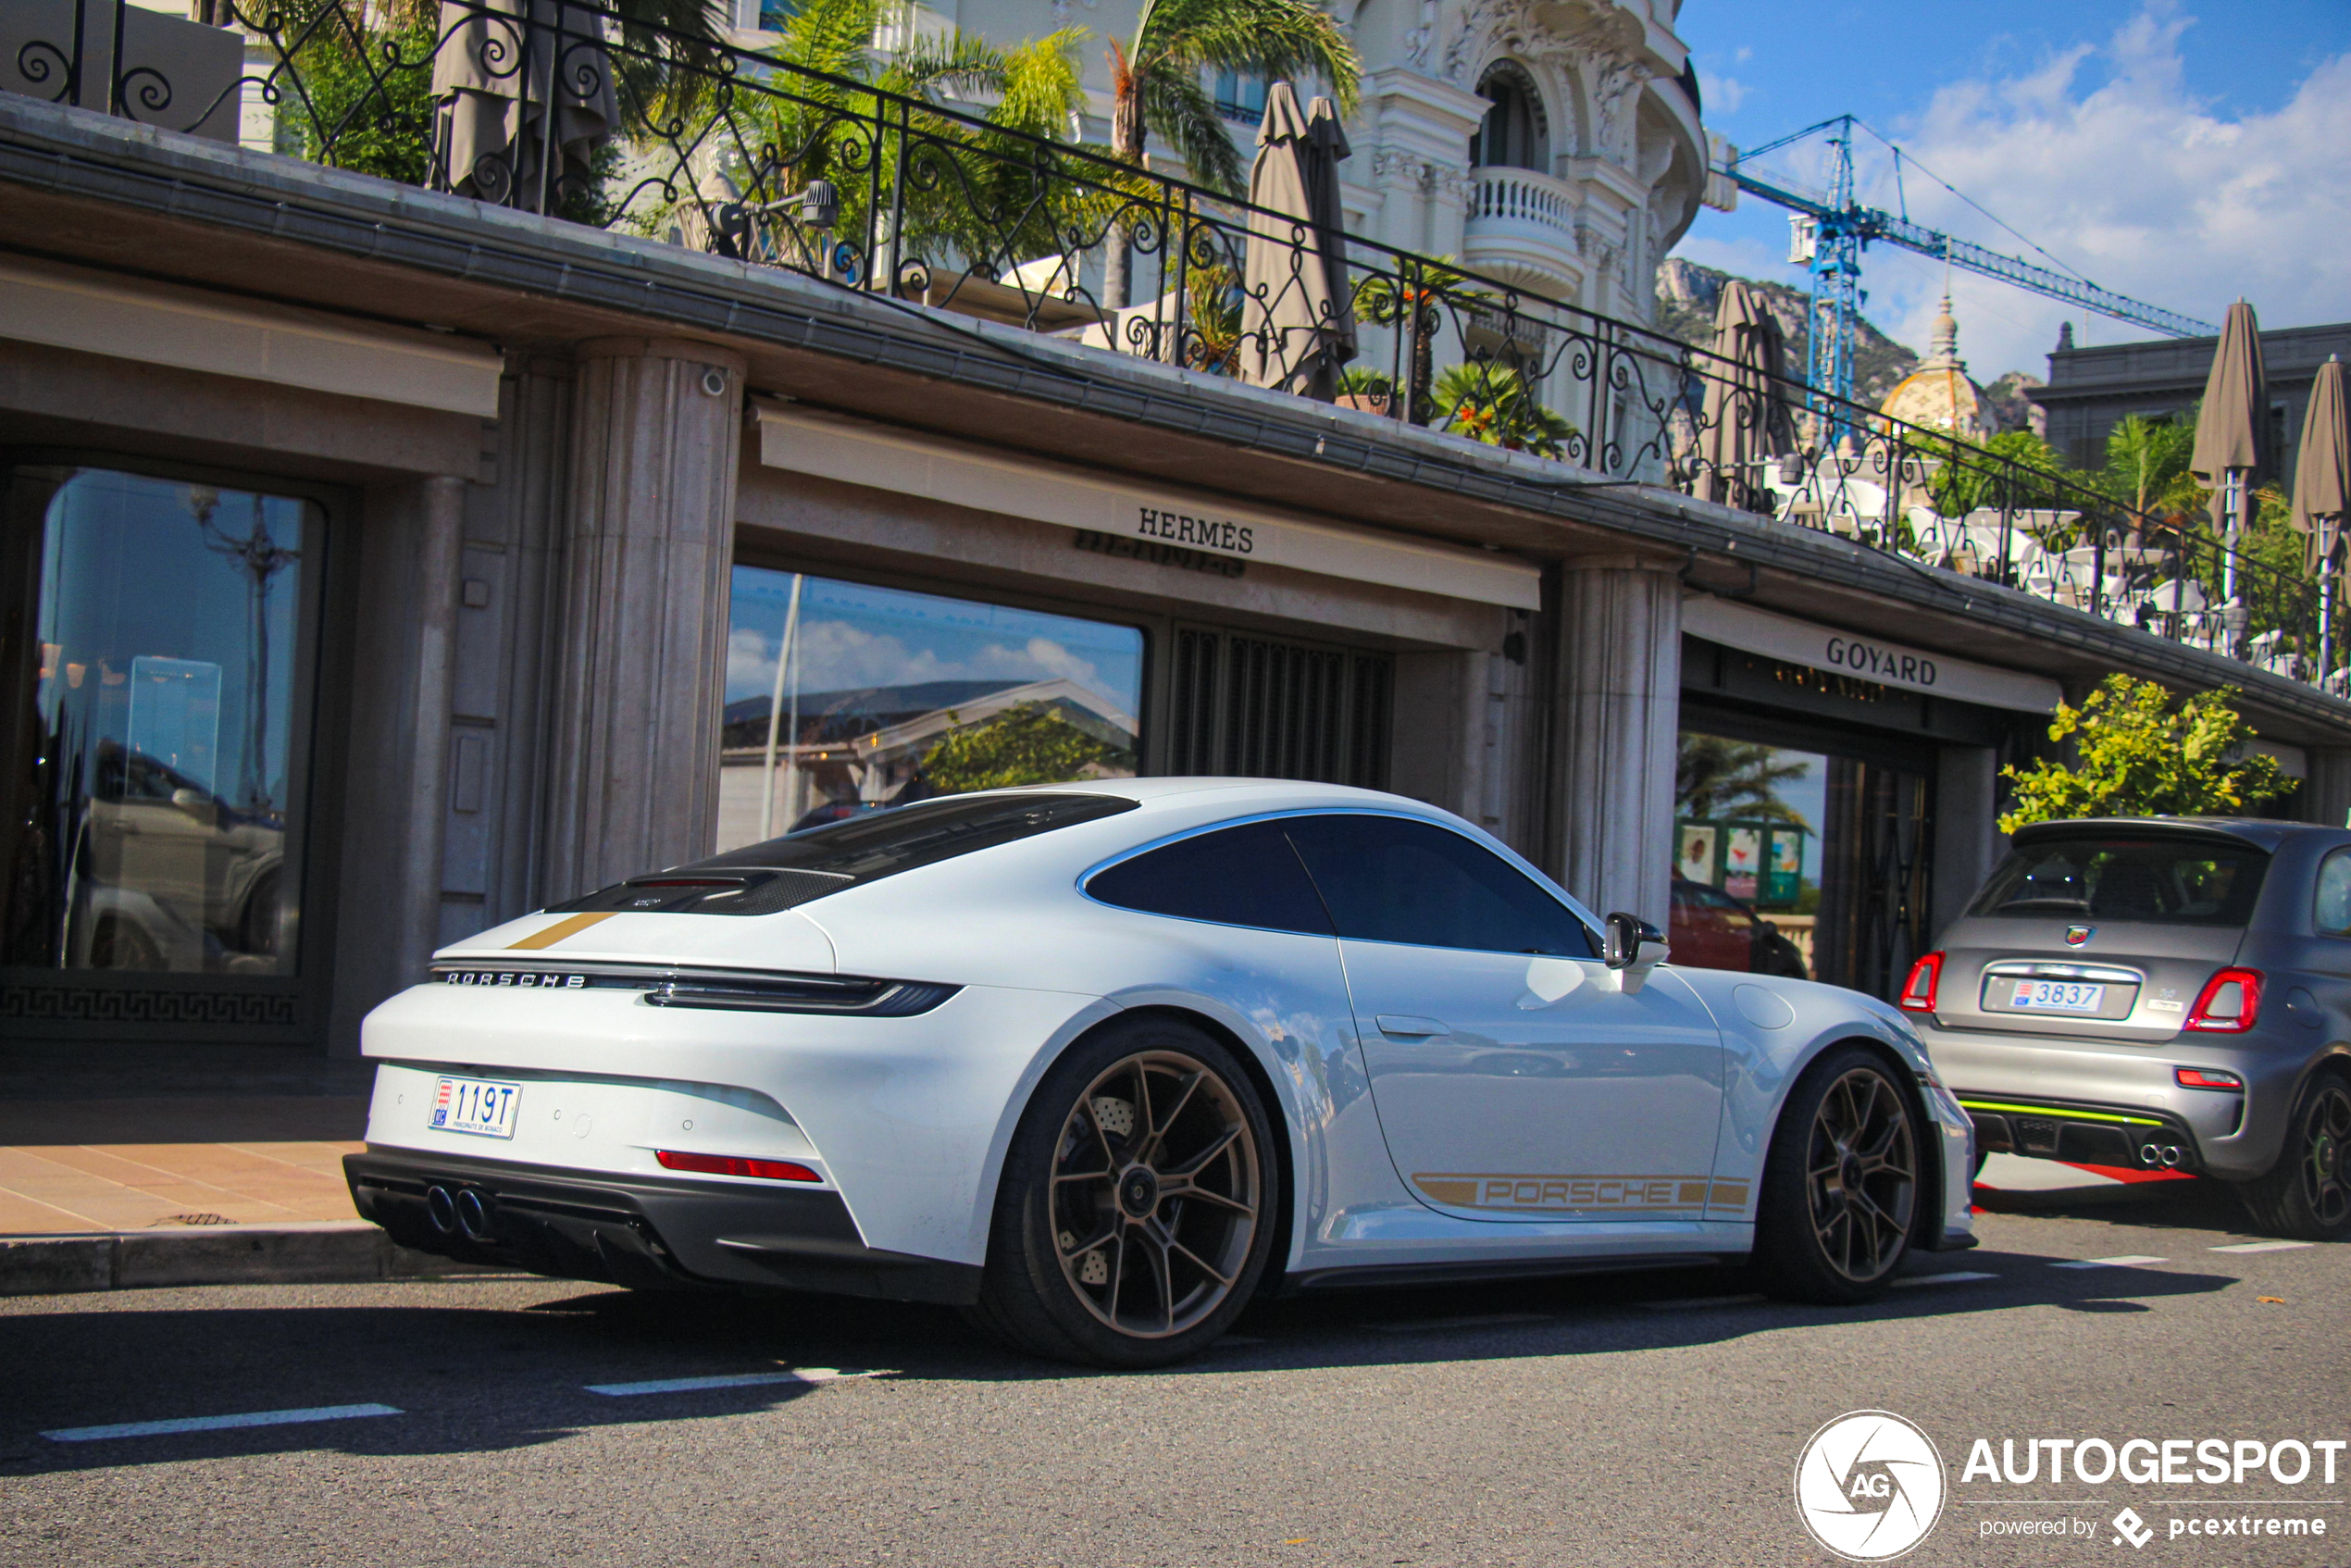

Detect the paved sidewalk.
xmin=0 ymin=1094 xmax=367 ymax=1235
xmin=0 ymin=1046 xmax=459 ymax=1294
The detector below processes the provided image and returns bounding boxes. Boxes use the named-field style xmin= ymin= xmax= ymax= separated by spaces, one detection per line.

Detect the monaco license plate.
xmin=429 ymin=1076 xmax=521 ymax=1139
xmin=2010 ymin=979 xmax=2106 ymax=1014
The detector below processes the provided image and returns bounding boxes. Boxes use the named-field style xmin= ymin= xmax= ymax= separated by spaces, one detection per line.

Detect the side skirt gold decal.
xmin=1413 ymin=1173 xmax=1751 ymax=1213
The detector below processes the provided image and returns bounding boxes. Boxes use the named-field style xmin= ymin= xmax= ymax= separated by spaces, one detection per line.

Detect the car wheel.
xmin=968 ymin=1016 xmax=1276 ymax=1368
xmin=1754 ymin=1046 xmax=1922 ymax=1304
xmin=2233 ymin=1067 xmax=2351 ymax=1242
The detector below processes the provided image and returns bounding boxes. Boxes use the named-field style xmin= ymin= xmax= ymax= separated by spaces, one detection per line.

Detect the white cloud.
xmin=1698 ymin=66 xmax=1748 ymax=115
xmin=1855 ymin=4 xmax=2351 ymax=378
xmin=727 ymin=620 xmax=1113 ymax=704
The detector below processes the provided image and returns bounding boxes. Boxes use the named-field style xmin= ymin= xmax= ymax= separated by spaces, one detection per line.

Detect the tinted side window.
xmin=1284 ymin=815 xmax=1597 ymax=957
xmin=1086 ymin=821 xmax=1335 ymax=936
xmin=2317 ymin=850 xmax=2351 ymax=938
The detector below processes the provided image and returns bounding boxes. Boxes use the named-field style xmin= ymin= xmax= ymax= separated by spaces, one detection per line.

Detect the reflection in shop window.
xmin=3 ymin=468 xmax=315 ymax=976
xmin=716 ymin=569 xmax=1144 ymax=852
xmin=1671 ymin=732 xmax=1824 ymax=980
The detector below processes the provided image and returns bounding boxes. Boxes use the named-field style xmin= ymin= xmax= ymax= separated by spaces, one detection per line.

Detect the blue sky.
xmin=1673 ymin=1 xmax=2351 ymax=379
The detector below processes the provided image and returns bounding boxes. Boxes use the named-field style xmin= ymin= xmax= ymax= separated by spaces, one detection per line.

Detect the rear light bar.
xmin=655 ymin=1150 xmax=821 ymax=1182
xmin=1897 ymin=952 xmax=1943 ymax=1013
xmin=2183 ymin=967 xmax=2263 ymax=1033
xmin=2174 ymin=1067 xmax=2245 ymax=1091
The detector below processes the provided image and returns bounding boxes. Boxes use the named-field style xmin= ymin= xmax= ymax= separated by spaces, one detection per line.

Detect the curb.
xmin=0 ymin=1223 xmax=516 ymax=1296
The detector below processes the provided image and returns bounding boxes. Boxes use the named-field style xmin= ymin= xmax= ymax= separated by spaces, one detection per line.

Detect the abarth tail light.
xmin=655 ymin=1150 xmax=821 ymax=1182
xmin=2173 ymin=1067 xmax=2245 ymax=1090
xmin=2183 ymin=968 xmax=2263 ymax=1033
xmin=1897 ymin=952 xmax=1943 ymax=1014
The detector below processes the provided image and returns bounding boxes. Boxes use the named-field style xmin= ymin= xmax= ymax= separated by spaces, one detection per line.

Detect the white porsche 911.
xmin=346 ymin=779 xmax=1976 ymax=1366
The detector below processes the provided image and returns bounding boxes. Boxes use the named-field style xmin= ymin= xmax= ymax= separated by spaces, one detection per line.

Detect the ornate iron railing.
xmin=15 ymin=0 xmax=2336 ymax=691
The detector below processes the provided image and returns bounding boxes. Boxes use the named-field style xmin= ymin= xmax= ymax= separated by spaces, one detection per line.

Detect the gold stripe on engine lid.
xmin=506 ymin=912 xmax=616 ymax=950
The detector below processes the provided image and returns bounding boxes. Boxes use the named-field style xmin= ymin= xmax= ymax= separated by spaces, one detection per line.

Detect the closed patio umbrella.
xmin=2190 ymin=299 xmax=2267 ymax=611
xmin=1695 ymin=280 xmax=1795 ymax=515
xmin=2294 ymin=356 xmax=2349 ymax=680
xmin=433 ymin=0 xmax=618 ymax=212
xmin=1238 ymin=81 xmax=1355 ymax=400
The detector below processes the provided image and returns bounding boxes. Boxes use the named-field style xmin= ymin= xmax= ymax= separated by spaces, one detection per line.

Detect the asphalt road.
xmin=2 ymin=1182 xmax=2345 ymax=1568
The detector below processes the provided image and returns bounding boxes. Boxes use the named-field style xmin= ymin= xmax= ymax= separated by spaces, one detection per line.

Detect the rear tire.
xmin=966 ymin=1015 xmax=1276 ymax=1368
xmin=2233 ymin=1067 xmax=2351 ymax=1242
xmin=1754 ymin=1046 xmax=1922 ymax=1304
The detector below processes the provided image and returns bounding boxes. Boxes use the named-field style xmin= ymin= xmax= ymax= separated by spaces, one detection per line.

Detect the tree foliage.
xmin=1998 ymin=675 xmax=2289 ymax=832
xmin=920 ymin=703 xmax=1134 ymax=792
xmin=1431 ymin=363 xmax=1574 ymax=458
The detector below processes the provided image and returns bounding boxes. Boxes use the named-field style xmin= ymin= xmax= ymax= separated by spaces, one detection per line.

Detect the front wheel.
xmin=967 ymin=1016 xmax=1276 ymax=1368
xmin=2233 ymin=1067 xmax=2351 ymax=1242
xmin=1754 ymin=1046 xmax=1922 ymax=1304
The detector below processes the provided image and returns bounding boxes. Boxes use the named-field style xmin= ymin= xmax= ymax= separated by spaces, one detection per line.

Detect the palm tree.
xmin=1676 ymin=734 xmax=1810 ymax=826
xmin=2103 ymin=406 xmax=2203 ymax=520
xmin=686 ymin=0 xmax=1088 ymax=286
xmin=1099 ymin=0 xmax=1361 ymax=307
xmin=1351 ymin=257 xmax=1487 ymax=426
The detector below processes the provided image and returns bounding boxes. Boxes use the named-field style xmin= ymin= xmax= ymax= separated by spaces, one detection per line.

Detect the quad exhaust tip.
xmin=425 ymin=1184 xmax=456 ymax=1234
xmin=2140 ymin=1143 xmax=2185 ymax=1168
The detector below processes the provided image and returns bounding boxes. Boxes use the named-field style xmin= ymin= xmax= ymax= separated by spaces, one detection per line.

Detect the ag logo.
xmin=1793 ymin=1411 xmax=1947 ymax=1561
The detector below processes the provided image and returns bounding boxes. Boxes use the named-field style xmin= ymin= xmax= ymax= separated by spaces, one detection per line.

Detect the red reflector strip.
xmin=2174 ymin=1068 xmax=2245 ymax=1091
xmin=655 ymin=1151 xmax=821 ymax=1182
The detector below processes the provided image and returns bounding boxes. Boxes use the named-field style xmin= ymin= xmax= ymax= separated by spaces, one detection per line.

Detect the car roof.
xmin=967 ymin=777 xmax=1429 ymax=812
xmin=2007 ymin=817 xmax=2326 ymax=852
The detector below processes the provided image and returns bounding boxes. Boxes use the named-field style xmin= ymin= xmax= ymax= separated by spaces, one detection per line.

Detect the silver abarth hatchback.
xmin=1903 ymin=818 xmax=2351 ymax=1240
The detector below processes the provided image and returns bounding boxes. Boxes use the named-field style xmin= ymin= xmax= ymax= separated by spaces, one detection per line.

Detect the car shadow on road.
xmin=0 ymin=1242 xmax=2243 ymax=1475
xmin=1969 ymin=1174 xmax=2258 ymax=1234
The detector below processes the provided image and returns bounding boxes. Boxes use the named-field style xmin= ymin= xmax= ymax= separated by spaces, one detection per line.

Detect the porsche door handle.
xmin=1375 ymin=1014 xmax=1450 ymax=1038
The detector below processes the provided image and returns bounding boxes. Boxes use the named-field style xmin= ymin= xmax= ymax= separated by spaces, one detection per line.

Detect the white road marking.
xmin=2051 ymin=1255 xmax=2167 ymax=1269
xmin=1891 ymin=1271 xmax=1999 ymax=1288
xmin=1364 ymin=1312 xmax=1553 ymax=1333
xmin=583 ymin=1368 xmax=876 ymax=1397
xmin=1639 ymin=1294 xmax=1764 ymax=1311
xmin=2209 ymin=1240 xmax=2315 ymax=1253
xmin=43 ymin=1403 xmax=402 ymax=1443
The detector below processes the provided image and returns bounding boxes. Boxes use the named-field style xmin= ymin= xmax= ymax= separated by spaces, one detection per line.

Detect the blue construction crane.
xmin=1717 ymin=115 xmax=2218 ymax=440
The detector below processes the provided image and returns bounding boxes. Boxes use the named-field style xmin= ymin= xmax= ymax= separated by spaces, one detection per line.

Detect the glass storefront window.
xmin=716 ymin=568 xmax=1145 ymax=852
xmin=4 ymin=468 xmax=317 ymax=976
xmin=1672 ymin=732 xmax=1826 ymax=981
xmin=1672 ymin=728 xmax=1934 ymax=997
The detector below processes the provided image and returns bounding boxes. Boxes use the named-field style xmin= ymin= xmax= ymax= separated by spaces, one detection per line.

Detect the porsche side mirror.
xmin=1604 ymin=912 xmax=1667 ymax=971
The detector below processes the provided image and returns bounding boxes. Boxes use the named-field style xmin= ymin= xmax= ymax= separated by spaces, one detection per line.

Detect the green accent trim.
xmin=1957 ymin=1098 xmax=2164 ymax=1127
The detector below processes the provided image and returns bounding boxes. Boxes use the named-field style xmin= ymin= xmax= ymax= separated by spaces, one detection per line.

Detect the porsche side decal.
xmin=1412 ymin=1173 xmax=1751 ymax=1212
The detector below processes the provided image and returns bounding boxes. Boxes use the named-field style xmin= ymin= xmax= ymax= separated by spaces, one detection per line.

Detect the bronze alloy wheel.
xmin=2295 ymin=1079 xmax=2351 ymax=1231
xmin=1048 ymin=1050 xmax=1262 ymax=1339
xmin=1804 ymin=1066 xmax=1919 ymax=1284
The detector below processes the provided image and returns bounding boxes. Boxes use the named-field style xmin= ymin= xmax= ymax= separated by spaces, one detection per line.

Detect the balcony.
xmin=1462 ymin=167 xmax=1583 ymax=298
xmin=11 ymin=0 xmax=2340 ymax=696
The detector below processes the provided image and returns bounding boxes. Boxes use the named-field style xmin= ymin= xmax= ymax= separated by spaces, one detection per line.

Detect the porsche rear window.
xmin=1968 ymin=837 xmax=2268 ymax=927
xmin=551 ymin=792 xmax=1138 ymax=915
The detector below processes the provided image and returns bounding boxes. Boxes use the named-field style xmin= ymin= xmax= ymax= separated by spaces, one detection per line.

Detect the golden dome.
xmin=1879 ymin=294 xmax=1992 ymax=441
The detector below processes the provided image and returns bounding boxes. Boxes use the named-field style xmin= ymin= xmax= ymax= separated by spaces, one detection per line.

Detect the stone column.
xmin=541 ymin=337 xmax=745 ymax=901
xmin=2304 ymin=750 xmax=2351 ymax=828
xmin=330 ymin=473 xmax=464 ymax=1052
xmin=1545 ymin=557 xmax=1681 ymax=927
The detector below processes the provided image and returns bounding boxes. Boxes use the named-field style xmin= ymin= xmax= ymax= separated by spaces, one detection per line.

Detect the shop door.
xmin=1163 ymin=625 xmax=1391 ymax=787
